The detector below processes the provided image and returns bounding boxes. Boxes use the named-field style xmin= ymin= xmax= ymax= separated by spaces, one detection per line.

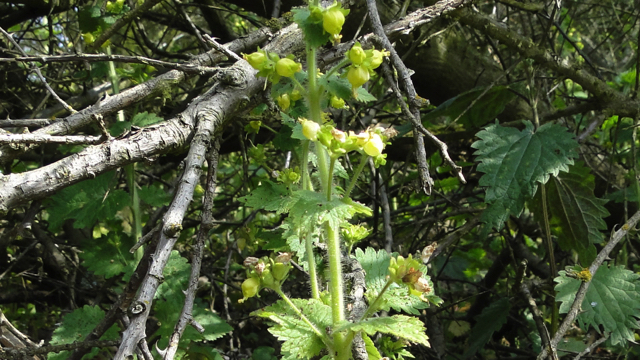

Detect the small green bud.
xmin=275 ymin=58 xmax=302 ymax=78
xmin=83 ymin=33 xmax=95 ymax=45
xmin=240 ymin=277 xmax=260 ymax=301
xmin=272 ymin=262 xmax=292 ymax=281
xmin=348 ymin=43 xmax=367 ymax=65
xmin=243 ymin=51 xmax=267 ymax=70
xmin=323 ymin=6 xmax=346 ymax=36
xmin=277 ymin=93 xmax=291 ymax=110
xmin=300 ymin=118 xmax=320 ymax=141
xmin=367 ymin=49 xmax=389 ymax=69
xmin=330 ymin=96 xmax=346 ymax=109
xmin=290 ymin=90 xmax=302 ymax=102
xmin=347 ymin=65 xmax=369 ymax=89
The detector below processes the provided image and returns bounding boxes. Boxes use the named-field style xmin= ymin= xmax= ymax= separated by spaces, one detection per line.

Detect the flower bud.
xmin=330 ymin=96 xmax=346 ymax=109
xmin=277 ymin=93 xmax=291 ymax=110
xmin=347 ymin=65 xmax=370 ymax=89
xmin=244 ymin=51 xmax=267 ymax=70
xmin=241 ymin=277 xmax=260 ymax=300
xmin=83 ymin=33 xmax=95 ymax=45
xmin=300 ymin=118 xmax=320 ymax=141
xmin=363 ymin=133 xmax=384 ymax=157
xmin=368 ymin=49 xmax=389 ymax=69
xmin=275 ymin=58 xmax=302 ymax=78
xmin=348 ymin=43 xmax=367 ymax=65
xmin=322 ymin=7 xmax=346 ymax=36
xmin=272 ymin=262 xmax=292 ymax=281
xmin=290 ymin=90 xmax=302 ymax=102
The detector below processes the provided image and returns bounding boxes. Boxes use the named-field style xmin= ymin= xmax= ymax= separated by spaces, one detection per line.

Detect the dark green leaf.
xmin=463 ymin=297 xmax=511 ymax=358
xmin=291 ymin=8 xmax=330 ymax=48
xmin=472 ymin=121 xmax=578 ymax=231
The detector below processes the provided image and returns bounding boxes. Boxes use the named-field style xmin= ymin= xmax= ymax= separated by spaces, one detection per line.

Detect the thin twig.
xmin=203 ymin=34 xmax=243 ymax=61
xmin=0 ymin=26 xmax=77 ymax=114
xmin=0 ymin=119 xmax=56 ymax=128
xmin=537 ymin=210 xmax=640 ymax=359
xmin=364 ymin=0 xmax=468 ymax=187
xmin=163 ymin=139 xmax=220 ymax=359
xmin=572 ymin=333 xmax=609 ymax=360
xmin=0 ymin=54 xmax=219 ymax=73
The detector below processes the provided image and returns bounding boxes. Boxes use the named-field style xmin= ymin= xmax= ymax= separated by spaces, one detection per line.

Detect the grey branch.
xmin=537 ymin=210 xmax=640 ymax=360
xmin=0 ymin=133 xmax=105 ymax=145
xmin=0 ymin=54 xmax=220 ymax=73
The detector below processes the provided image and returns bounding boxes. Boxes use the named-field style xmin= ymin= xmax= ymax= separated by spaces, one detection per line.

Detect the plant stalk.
xmin=345 ymin=154 xmax=369 ymax=198
xmin=304 ymin=230 xmax=320 ymax=299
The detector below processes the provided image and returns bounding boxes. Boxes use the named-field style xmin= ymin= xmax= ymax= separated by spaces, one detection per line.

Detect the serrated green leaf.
xmin=291 ymin=8 xmax=330 ymax=48
xmin=320 ymin=74 xmax=352 ymax=100
xmin=48 ymin=305 xmax=120 ymax=360
xmin=253 ymin=298 xmax=332 ymax=359
xmin=335 ymin=315 xmax=429 ymax=346
xmin=532 ymin=162 xmax=609 ymax=265
xmin=138 ymin=184 xmax=173 ymax=207
xmin=555 ymin=263 xmax=640 ymax=345
xmin=354 ymin=248 xmax=438 ymax=315
xmin=287 ymin=191 xmax=371 ymax=231
xmin=80 ymin=232 xmax=136 ymax=279
xmin=132 ymin=111 xmax=163 ymax=127
xmin=355 ymin=87 xmax=377 ymax=103
xmin=362 ymin=333 xmax=382 ymax=360
xmin=472 ymin=121 xmax=578 ymax=230
xmin=462 ymin=297 xmax=511 ymax=358
xmin=239 ymin=181 xmax=297 ymax=214
xmin=45 ymin=171 xmax=131 ymax=231
xmin=153 ymin=251 xmax=232 ymax=352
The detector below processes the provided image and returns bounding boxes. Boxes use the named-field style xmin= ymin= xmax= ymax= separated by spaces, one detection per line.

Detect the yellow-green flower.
xmin=275 ymin=58 xmax=302 ymax=78
xmin=348 ymin=42 xmax=367 ymax=65
xmin=347 ymin=65 xmax=369 ymax=89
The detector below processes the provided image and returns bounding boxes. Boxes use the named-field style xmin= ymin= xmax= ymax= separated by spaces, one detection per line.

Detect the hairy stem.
xmin=275 ymin=288 xmax=333 ymax=351
xmin=345 ymin=154 xmax=369 ymax=198
xmin=304 ymin=230 xmax=320 ymax=299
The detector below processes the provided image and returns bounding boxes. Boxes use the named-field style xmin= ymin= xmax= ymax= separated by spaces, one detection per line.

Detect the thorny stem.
xmin=345 ymin=154 xmax=369 ymax=198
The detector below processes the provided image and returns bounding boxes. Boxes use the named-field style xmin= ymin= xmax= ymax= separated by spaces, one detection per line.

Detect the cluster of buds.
xmin=388 ymin=254 xmax=433 ymax=300
xmin=341 ymin=223 xmax=370 ymax=253
xmin=300 ymin=119 xmax=396 ymax=166
xmin=346 ymin=42 xmax=390 ymax=95
xmin=106 ymin=0 xmax=125 ymax=13
xmin=276 ymin=89 xmax=302 ymax=111
xmin=243 ymin=47 xmax=302 ymax=84
xmin=308 ymin=2 xmax=350 ymax=44
xmin=239 ymin=253 xmax=293 ymax=303
xmin=274 ymin=167 xmax=301 ymax=186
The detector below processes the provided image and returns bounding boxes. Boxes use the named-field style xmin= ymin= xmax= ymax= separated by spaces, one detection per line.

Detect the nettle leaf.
xmin=335 ymin=315 xmax=429 ymax=346
xmin=153 ymin=251 xmax=232 ymax=354
xmin=288 ymin=191 xmax=371 ymax=230
xmin=80 ymin=232 xmax=136 ymax=279
xmin=362 ymin=334 xmax=382 ymax=360
xmin=463 ymin=297 xmax=511 ymax=358
xmin=138 ymin=184 xmax=173 ymax=207
xmin=320 ymin=74 xmax=352 ymax=100
xmin=532 ymin=162 xmax=609 ymax=265
xmin=253 ymin=298 xmax=332 ymax=360
xmin=48 ymin=305 xmax=120 ymax=360
xmin=45 ymin=171 xmax=131 ymax=231
xmin=239 ymin=181 xmax=298 ymax=214
xmin=354 ymin=248 xmax=438 ymax=315
xmin=555 ymin=263 xmax=640 ymax=346
xmin=355 ymin=87 xmax=377 ymax=103
xmin=291 ymin=8 xmax=330 ymax=48
xmin=131 ymin=111 xmax=163 ymax=127
xmin=472 ymin=121 xmax=578 ymax=231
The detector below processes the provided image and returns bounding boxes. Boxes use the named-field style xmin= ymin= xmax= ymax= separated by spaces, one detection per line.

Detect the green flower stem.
xmin=275 ymin=287 xmax=333 ymax=353
xmin=301 ymin=140 xmax=311 ymax=191
xmin=291 ymin=76 xmax=307 ymax=94
xmin=307 ymin=45 xmax=330 ymax=194
xmin=325 ymin=221 xmax=348 ymax=357
xmin=304 ymin=230 xmax=320 ymax=299
xmin=322 ymin=58 xmax=351 ymax=83
xmin=344 ymin=154 xmax=369 ymax=198
xmin=106 ymin=46 xmax=142 ymax=258
xmin=360 ymin=278 xmax=394 ymax=321
xmin=327 ymin=157 xmax=336 ymax=201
